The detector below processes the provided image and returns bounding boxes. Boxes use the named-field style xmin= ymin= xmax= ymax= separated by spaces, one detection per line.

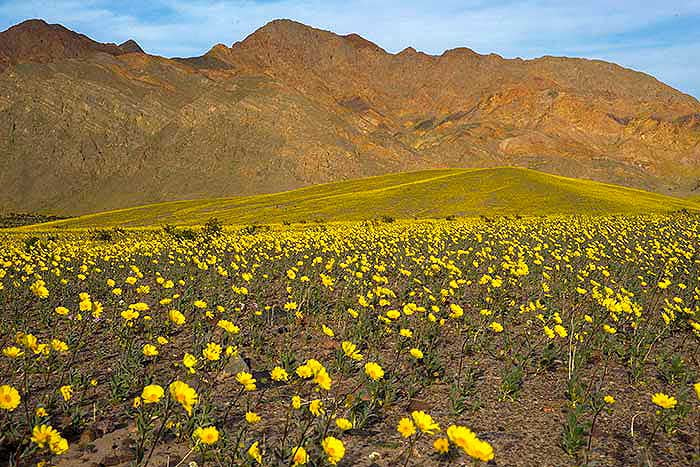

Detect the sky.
xmin=1 ymin=0 xmax=699 ymax=98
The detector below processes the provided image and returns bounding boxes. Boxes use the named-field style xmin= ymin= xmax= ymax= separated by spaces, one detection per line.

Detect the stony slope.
xmin=20 ymin=168 xmax=699 ymax=229
xmin=1 ymin=19 xmax=700 ymax=215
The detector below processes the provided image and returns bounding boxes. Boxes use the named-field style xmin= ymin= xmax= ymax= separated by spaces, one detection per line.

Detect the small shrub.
xmin=202 ymin=217 xmax=223 ymax=237
xmin=162 ymin=224 xmax=197 ymax=241
xmin=240 ymin=224 xmax=270 ymax=235
xmin=23 ymin=236 xmax=41 ymax=252
xmin=90 ymin=227 xmax=126 ymax=241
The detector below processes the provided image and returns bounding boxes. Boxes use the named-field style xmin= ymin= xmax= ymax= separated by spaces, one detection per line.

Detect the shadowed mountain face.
xmin=1 ymin=18 xmax=699 ymax=215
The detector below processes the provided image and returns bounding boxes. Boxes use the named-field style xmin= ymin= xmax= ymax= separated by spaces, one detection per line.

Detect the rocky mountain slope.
xmin=1 ymin=19 xmax=699 ymax=215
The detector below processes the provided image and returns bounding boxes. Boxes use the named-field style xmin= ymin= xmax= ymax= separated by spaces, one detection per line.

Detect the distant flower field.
xmin=1 ymin=215 xmax=699 ymax=466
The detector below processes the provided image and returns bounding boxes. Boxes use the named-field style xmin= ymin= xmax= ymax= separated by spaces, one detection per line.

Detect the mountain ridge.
xmin=0 ymin=19 xmax=136 ymax=71
xmin=1 ymin=18 xmax=699 ymax=215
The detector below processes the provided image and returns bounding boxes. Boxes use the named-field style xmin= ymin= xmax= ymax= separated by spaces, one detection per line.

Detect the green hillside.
xmin=19 ymin=167 xmax=700 ymax=229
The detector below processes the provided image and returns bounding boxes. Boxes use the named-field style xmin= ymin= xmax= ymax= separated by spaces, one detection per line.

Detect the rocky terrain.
xmin=1 ymin=19 xmax=699 ymax=215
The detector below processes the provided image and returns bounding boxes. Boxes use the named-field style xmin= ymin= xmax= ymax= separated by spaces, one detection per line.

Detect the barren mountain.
xmin=1 ymin=18 xmax=699 ymax=215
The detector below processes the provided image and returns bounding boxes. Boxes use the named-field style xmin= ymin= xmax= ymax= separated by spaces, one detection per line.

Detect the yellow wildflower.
xmin=364 ymin=362 xmax=385 ymax=381
xmin=335 ymin=418 xmax=353 ymax=431
xmin=142 ymin=344 xmax=158 ymax=357
xmin=322 ymin=436 xmax=345 ymax=465
xmin=397 ymin=417 xmax=416 ymax=437
xmin=169 ymin=381 xmax=198 ymax=415
xmin=246 ymin=411 xmax=261 ymax=424
xmin=412 ymin=410 xmax=440 ymax=434
xmin=141 ymin=385 xmax=164 ymax=404
xmin=236 ymin=372 xmax=257 ymax=391
xmin=291 ymin=446 xmax=308 ymax=466
xmin=248 ymin=441 xmax=263 ymax=464
xmin=0 ymin=385 xmax=21 ymax=411
xmin=271 ymin=366 xmax=289 ymax=382
xmin=651 ymin=392 xmax=677 ymax=409
xmin=59 ymin=385 xmax=73 ymax=401
xmin=193 ymin=426 xmax=219 ymax=445
xmin=434 ymin=437 xmax=450 ymax=454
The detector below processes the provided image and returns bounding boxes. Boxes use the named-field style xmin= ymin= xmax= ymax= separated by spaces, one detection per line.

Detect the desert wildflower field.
xmin=1 ymin=215 xmax=699 ymax=466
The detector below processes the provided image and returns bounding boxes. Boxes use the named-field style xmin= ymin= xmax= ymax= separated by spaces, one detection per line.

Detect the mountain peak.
xmin=261 ymin=18 xmax=310 ymax=29
xmin=0 ymin=18 xmax=125 ymax=70
xmin=232 ymin=19 xmax=314 ymax=49
xmin=9 ymin=18 xmax=51 ymax=30
xmin=397 ymin=46 xmax=432 ymax=58
xmin=1 ymin=18 xmax=75 ymax=41
xmin=342 ymin=33 xmax=385 ymax=52
xmin=248 ymin=18 xmax=316 ymax=38
xmin=240 ymin=19 xmax=385 ymax=52
xmin=230 ymin=18 xmax=389 ymax=70
xmin=440 ymin=47 xmax=480 ymax=59
xmin=207 ymin=43 xmax=230 ymax=54
xmin=118 ymin=39 xmax=144 ymax=54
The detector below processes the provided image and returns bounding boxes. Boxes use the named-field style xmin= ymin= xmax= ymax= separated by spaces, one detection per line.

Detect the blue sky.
xmin=1 ymin=0 xmax=699 ymax=98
